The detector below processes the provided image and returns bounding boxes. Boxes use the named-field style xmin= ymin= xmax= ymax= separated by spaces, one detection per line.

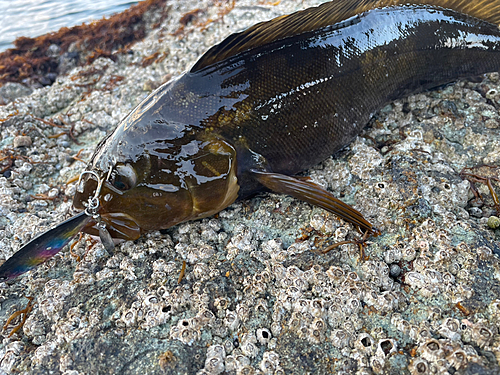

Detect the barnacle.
xmin=384 ymin=244 xmax=403 ymax=264
xmin=408 ymin=358 xmax=429 ymax=375
xmin=423 ymin=268 xmax=442 ymax=284
xmin=471 ymin=323 xmax=495 ymax=348
xmin=198 ymin=308 xmax=215 ymax=325
xmin=326 ymin=266 xmax=346 ymax=284
xmin=271 ymin=322 xmax=282 ymax=336
xmin=370 ymin=356 xmax=385 ymax=374
xmin=120 ymin=309 xmax=137 ymax=327
xmin=391 ymin=314 xmax=412 ymax=335
xmin=310 ymin=299 xmax=326 ymax=317
xmin=376 ymin=338 xmax=397 ymax=358
xmin=169 ymin=317 xmax=202 ymax=346
xmin=237 ymin=365 xmax=256 ymax=375
xmin=308 ymin=326 xmax=325 ymax=344
xmin=256 ymin=328 xmax=272 ymax=345
xmin=419 ymin=339 xmax=444 ymax=362
xmin=180 ymin=327 xmax=199 ymax=345
xmin=203 ymin=344 xmax=226 ymax=374
xmin=215 ymin=297 xmax=229 ymax=311
xmin=405 ymin=271 xmax=426 ymax=289
xmin=254 ymin=299 xmax=268 ymax=315
xmin=355 ymin=333 xmax=375 ymax=355
xmin=437 ymin=318 xmax=461 ymax=341
xmin=225 ymin=355 xmax=238 ymax=372
xmin=236 ymin=303 xmax=251 ymax=323
xmin=225 ymin=310 xmax=240 ymax=331
xmin=193 ymin=262 xmax=210 ymax=280
xmin=259 ymin=351 xmax=280 ymax=375
xmin=293 ymin=276 xmax=309 ymax=292
xmin=415 ymin=324 xmax=432 ymax=342
xmin=441 ymin=272 xmax=455 ymax=284
xmin=240 ymin=341 xmax=258 ymax=358
xmin=259 ymin=357 xmax=276 ymax=374
xmin=446 ymin=348 xmax=467 ymax=369
xmin=142 ymin=293 xmax=159 ymax=307
xmin=402 ymin=246 xmax=417 ymax=262
xmin=331 ymin=329 xmax=351 ymax=349
xmin=413 ymin=256 xmax=430 ymax=272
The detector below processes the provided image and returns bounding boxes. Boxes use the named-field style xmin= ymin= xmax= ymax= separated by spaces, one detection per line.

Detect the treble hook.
xmin=76 ymin=169 xmax=115 ymax=252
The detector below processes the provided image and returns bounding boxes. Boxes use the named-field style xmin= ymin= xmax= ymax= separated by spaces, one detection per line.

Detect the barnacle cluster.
xmin=2 ymin=0 xmax=500 ymax=373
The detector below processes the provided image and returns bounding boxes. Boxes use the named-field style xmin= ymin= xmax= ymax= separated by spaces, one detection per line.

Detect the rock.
xmin=13 ymin=135 xmax=32 ymax=148
xmin=0 ymin=82 xmax=32 ymax=103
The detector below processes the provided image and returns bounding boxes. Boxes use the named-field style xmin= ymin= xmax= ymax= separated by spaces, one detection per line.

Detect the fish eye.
xmin=111 ymin=164 xmax=137 ymax=191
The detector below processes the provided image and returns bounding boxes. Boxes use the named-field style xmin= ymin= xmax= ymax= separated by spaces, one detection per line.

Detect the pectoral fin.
xmin=251 ymin=170 xmax=379 ymax=236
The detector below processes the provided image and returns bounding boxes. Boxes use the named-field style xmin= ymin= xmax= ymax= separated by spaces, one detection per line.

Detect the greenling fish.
xmin=3 ymin=0 xmax=500 ymax=280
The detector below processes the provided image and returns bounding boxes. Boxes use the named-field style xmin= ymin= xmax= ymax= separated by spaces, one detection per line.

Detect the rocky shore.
xmin=0 ymin=0 xmax=500 ymax=374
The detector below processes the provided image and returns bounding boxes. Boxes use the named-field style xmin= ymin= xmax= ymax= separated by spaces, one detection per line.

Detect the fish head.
xmin=73 ymin=76 xmax=241 ymax=241
xmin=73 ymin=125 xmax=240 ymax=241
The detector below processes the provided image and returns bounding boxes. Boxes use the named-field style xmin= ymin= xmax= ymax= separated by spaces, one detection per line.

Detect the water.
xmin=0 ymin=0 xmax=138 ymax=52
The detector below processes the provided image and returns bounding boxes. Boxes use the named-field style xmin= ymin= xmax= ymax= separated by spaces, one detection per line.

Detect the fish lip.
xmin=103 ymin=181 xmax=125 ymax=196
xmin=99 ymin=211 xmax=142 ymax=240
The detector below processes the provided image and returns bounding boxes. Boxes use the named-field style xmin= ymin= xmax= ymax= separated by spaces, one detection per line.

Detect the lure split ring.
xmin=77 ymin=169 xmax=115 ymax=252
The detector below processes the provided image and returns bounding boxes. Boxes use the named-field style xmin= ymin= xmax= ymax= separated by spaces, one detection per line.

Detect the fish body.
xmin=3 ymin=0 xmax=500 ymax=279
xmin=74 ymin=0 xmax=500 ymax=238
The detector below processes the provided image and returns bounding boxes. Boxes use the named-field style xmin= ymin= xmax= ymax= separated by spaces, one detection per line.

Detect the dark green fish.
xmin=3 ymin=0 xmax=500 ymax=279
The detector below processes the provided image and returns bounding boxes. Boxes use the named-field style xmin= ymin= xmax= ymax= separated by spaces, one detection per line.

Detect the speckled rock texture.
xmin=1 ymin=1 xmax=500 ymax=374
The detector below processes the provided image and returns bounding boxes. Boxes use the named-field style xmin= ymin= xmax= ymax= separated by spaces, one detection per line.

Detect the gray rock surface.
xmin=0 ymin=1 xmax=500 ymax=374
xmin=0 ymin=83 xmax=32 ymax=105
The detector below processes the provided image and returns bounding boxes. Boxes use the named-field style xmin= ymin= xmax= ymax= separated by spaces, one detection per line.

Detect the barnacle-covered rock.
xmin=201 ymin=345 xmax=226 ymax=375
xmin=470 ymin=322 xmax=496 ymax=348
xmin=3 ymin=1 xmax=500 ymax=375
xmin=446 ymin=348 xmax=468 ymax=369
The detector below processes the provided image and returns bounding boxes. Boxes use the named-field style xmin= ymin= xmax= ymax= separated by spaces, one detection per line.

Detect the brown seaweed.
xmin=0 ymin=0 xmax=170 ymax=87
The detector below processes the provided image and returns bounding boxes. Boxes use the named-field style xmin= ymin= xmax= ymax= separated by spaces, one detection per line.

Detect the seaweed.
xmin=0 ymin=0 xmax=169 ymax=87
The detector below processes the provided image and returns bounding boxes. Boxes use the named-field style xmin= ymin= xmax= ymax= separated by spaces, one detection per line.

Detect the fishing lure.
xmin=2 ymin=0 xmax=500 ymax=280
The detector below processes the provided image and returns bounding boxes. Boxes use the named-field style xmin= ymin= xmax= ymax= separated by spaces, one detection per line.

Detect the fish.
xmin=2 ymin=0 xmax=500 ymax=280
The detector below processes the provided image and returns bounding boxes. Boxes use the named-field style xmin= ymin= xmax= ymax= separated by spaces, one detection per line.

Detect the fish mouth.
xmin=83 ymin=212 xmax=141 ymax=241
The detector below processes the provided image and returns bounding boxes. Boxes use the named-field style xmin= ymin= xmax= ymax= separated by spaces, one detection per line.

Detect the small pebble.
xmin=13 ymin=135 xmax=32 ymax=148
xmin=469 ymin=207 xmax=483 ymax=218
xmin=487 ymin=215 xmax=500 ymax=229
xmin=389 ymin=264 xmax=401 ymax=278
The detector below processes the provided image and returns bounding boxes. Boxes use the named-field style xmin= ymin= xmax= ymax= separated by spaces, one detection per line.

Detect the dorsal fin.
xmin=191 ymin=0 xmax=500 ymax=72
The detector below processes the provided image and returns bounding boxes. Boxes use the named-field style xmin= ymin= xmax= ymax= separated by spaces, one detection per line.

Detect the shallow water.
xmin=0 ymin=0 xmax=137 ymax=52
